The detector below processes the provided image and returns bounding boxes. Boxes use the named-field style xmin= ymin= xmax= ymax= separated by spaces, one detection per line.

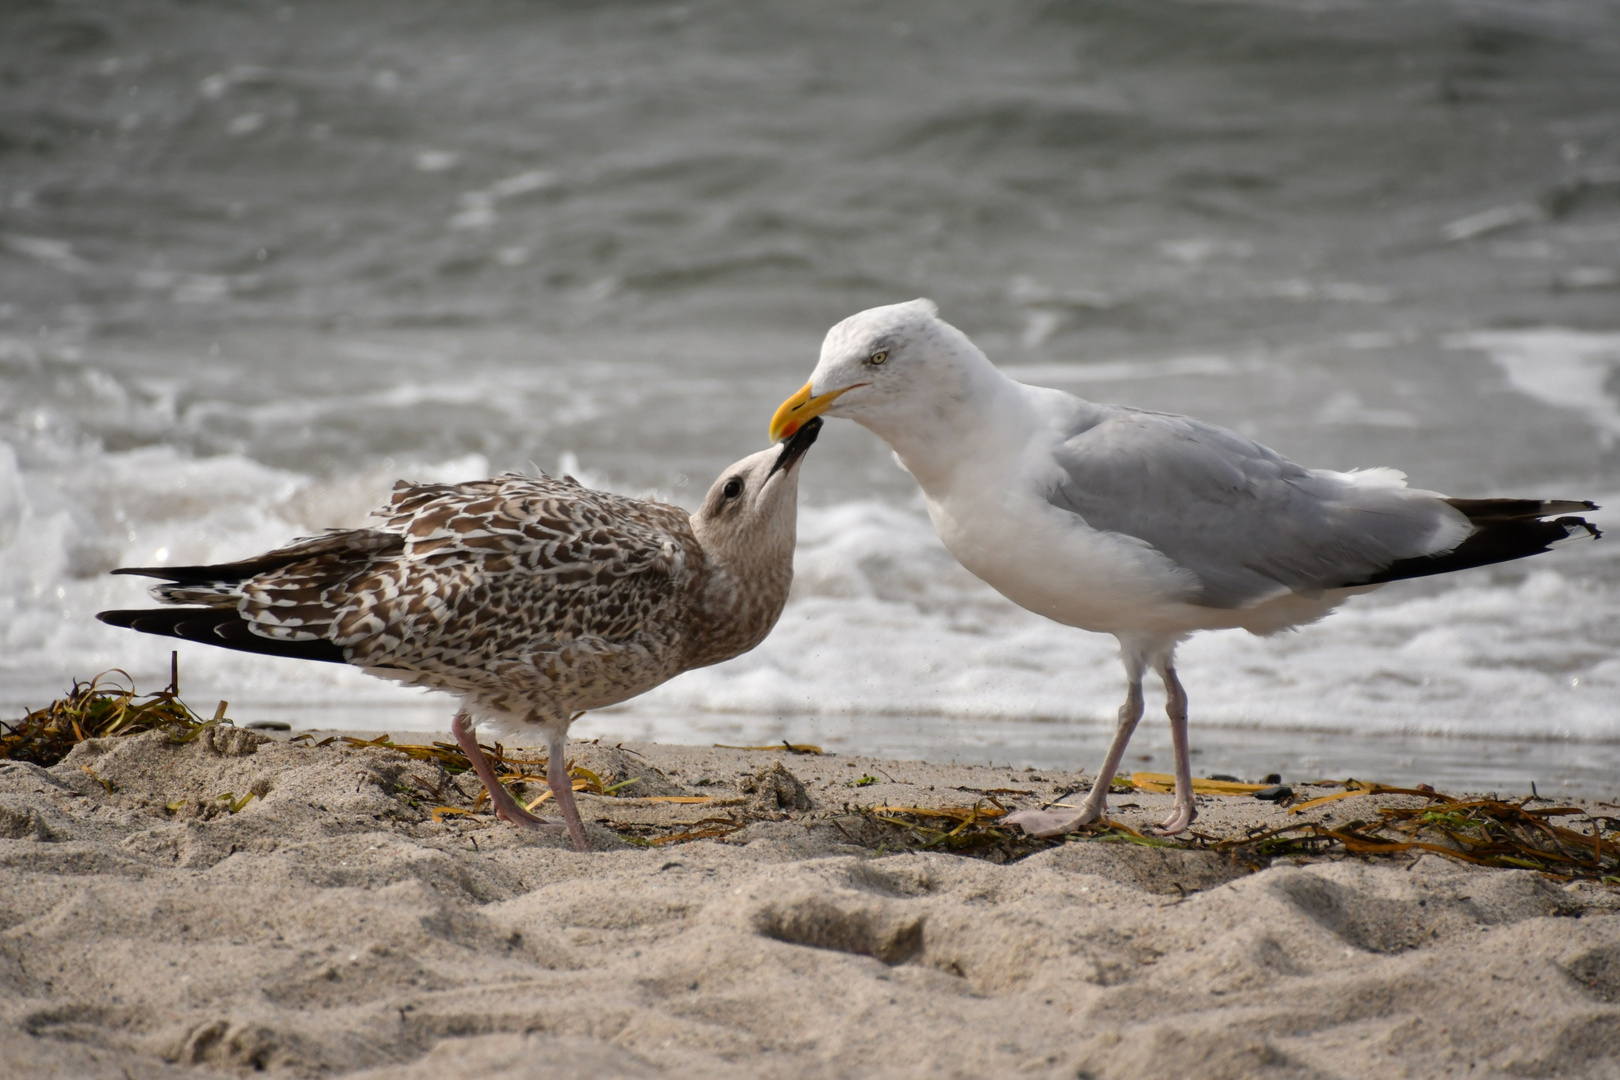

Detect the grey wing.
xmin=1047 ymin=407 xmax=1467 ymax=608
xmin=329 ymin=474 xmax=699 ymax=663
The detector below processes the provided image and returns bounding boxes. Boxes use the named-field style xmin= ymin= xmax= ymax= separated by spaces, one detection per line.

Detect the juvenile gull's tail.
xmin=95 ymin=607 xmax=349 ymax=664
xmin=93 ymin=530 xmax=397 ymax=663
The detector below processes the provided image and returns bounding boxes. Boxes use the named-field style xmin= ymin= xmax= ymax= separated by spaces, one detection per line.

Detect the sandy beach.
xmin=3 ymin=726 xmax=1617 ymax=1080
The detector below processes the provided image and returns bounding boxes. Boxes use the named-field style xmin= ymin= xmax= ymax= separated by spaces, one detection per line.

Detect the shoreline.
xmin=3 ymin=727 xmax=1617 ymax=1078
xmin=6 ymin=691 xmax=1609 ymax=797
xmin=219 ymin=710 xmax=1620 ymax=801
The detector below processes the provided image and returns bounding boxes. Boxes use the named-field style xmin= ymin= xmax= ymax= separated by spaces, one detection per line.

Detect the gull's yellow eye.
xmin=869 ymin=350 xmax=888 ymax=365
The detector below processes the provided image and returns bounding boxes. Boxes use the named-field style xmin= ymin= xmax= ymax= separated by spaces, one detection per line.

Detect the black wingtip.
xmin=1562 ymin=517 xmax=1602 ymax=541
xmin=109 ymin=564 xmax=225 ymax=584
xmin=97 ymin=608 xmax=348 ymax=665
xmin=110 ymin=563 xmax=244 ymax=584
xmin=1443 ymin=497 xmax=1600 ymax=522
xmin=1356 ymin=502 xmax=1601 ymax=587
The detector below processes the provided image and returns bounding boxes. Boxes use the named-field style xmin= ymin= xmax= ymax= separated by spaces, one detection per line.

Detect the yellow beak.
xmin=769 ymin=381 xmax=862 ymax=442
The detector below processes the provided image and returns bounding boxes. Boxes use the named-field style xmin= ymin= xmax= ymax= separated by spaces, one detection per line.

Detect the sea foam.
xmin=6 ymin=439 xmax=1613 ymax=751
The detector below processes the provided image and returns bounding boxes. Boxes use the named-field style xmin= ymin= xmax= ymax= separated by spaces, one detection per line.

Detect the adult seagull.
xmin=769 ymin=299 xmax=1599 ymax=836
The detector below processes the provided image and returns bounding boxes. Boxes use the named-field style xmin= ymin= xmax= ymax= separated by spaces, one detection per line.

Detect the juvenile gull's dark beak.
xmin=766 ymin=416 xmax=822 ymax=479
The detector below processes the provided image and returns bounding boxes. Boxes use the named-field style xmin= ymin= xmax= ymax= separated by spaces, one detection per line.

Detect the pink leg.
xmin=545 ymin=727 xmax=592 ymax=853
xmin=450 ymin=710 xmax=561 ymax=829
xmin=1152 ymin=660 xmax=1197 ymax=835
xmin=1006 ymin=659 xmax=1145 ymax=838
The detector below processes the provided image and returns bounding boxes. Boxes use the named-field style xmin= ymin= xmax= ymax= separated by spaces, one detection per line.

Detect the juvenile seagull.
xmin=770 ymin=300 xmax=1600 ymax=836
xmin=99 ymin=419 xmax=822 ymax=852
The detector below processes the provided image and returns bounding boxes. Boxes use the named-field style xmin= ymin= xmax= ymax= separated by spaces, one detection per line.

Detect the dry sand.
xmin=3 ymin=726 xmax=1618 ymax=1080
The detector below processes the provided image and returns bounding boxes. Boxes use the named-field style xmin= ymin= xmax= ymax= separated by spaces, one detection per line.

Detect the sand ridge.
xmin=2 ymin=728 xmax=1618 ymax=1079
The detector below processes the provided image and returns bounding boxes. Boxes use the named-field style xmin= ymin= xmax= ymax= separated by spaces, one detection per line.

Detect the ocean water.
xmin=2 ymin=0 xmax=1618 ymax=793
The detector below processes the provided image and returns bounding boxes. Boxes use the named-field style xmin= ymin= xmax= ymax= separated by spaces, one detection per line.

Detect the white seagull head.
xmin=769 ymin=298 xmax=994 ymax=442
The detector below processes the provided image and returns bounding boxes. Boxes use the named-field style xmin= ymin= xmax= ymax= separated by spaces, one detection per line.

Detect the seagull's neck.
xmin=863 ymin=362 xmax=1036 ymax=496
xmin=683 ymin=524 xmax=795 ymax=671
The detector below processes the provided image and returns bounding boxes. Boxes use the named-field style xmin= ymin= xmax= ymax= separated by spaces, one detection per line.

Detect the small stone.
xmin=1253 ymin=785 xmax=1293 ymax=802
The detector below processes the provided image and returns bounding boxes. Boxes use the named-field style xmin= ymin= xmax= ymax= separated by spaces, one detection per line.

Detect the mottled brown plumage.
xmin=98 ymin=419 xmax=822 ymax=851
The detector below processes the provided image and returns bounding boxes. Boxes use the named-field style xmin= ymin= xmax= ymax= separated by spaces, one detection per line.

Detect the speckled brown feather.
xmin=153 ymin=473 xmax=713 ymax=724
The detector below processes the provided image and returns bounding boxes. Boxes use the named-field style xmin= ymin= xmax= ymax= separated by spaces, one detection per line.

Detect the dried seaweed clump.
xmin=867 ymin=780 xmax=1620 ymax=884
xmin=1214 ymin=782 xmax=1620 ymax=884
xmin=869 ymin=801 xmax=1066 ymax=862
xmin=1 ymin=658 xmax=225 ymax=768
